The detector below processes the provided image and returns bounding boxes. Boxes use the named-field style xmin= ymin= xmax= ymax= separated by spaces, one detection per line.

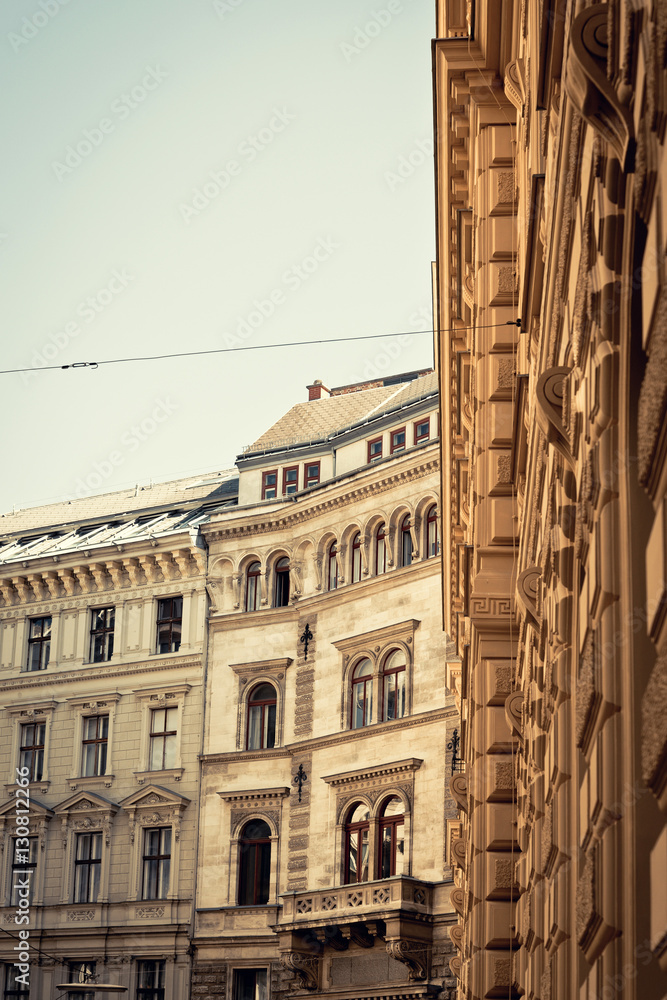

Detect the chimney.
xmin=307 ymin=379 xmax=330 ymax=401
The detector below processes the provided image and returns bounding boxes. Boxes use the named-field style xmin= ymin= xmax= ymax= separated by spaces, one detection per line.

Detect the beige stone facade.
xmin=433 ymin=1 xmax=667 ymax=998
xmin=0 ymin=478 xmax=235 ymax=998
xmin=192 ymin=373 xmax=460 ymax=999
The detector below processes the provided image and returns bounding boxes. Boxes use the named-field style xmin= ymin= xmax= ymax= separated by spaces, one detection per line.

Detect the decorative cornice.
xmin=322 ymin=758 xmax=423 ymax=787
xmin=218 ymin=786 xmax=290 ymax=802
xmin=332 ymin=619 xmax=420 ymax=656
xmin=0 ymin=656 xmax=202 ymax=693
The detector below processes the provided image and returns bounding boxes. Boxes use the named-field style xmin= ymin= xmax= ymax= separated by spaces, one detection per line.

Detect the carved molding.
xmin=535 ymin=367 xmax=575 ymax=469
xmin=516 ymin=566 xmax=541 ymax=631
xmin=564 ymin=4 xmax=634 ymax=168
xmin=279 ymin=951 xmax=319 ymax=991
xmin=385 ymin=939 xmax=428 ymax=981
xmin=449 ymin=774 xmax=468 ymax=814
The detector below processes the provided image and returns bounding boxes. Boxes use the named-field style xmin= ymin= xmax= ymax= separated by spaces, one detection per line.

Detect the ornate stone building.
xmin=433 ymin=1 xmax=667 ymax=998
xmin=0 ymin=473 xmax=237 ymax=998
xmin=192 ymin=371 xmax=460 ymax=999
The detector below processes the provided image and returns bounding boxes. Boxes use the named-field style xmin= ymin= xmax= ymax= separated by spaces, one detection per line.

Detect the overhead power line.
xmin=1 ymin=320 xmax=521 ymax=376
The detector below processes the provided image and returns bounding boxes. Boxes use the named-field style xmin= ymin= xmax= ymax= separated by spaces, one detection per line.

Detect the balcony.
xmin=273 ymin=877 xmax=436 ymax=990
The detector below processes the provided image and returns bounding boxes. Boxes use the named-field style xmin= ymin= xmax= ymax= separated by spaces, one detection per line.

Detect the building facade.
xmin=433 ymin=1 xmax=667 ymax=998
xmin=0 ymin=474 xmax=237 ymax=999
xmin=192 ymin=372 xmax=460 ymax=1000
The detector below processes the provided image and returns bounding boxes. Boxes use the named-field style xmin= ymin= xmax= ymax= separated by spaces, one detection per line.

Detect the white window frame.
xmin=5 ymin=700 xmax=57 ymax=795
xmin=54 ymin=791 xmax=118 ymax=905
xmin=229 ymin=658 xmax=292 ymax=751
xmin=132 ymin=684 xmax=191 ymax=783
xmin=66 ymin=694 xmax=121 ymax=790
xmin=119 ymin=785 xmax=190 ymax=902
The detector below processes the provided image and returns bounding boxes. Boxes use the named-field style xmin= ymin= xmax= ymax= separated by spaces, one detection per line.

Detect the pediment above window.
xmin=119 ymin=784 xmax=190 ymax=842
xmin=54 ymin=790 xmax=118 ymax=847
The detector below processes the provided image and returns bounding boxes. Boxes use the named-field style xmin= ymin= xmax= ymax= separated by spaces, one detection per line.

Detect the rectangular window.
xmin=68 ymin=961 xmax=96 ymax=1000
xmin=390 ymin=427 xmax=406 ymax=453
xmin=10 ymin=837 xmax=37 ymax=906
xmin=367 ymin=437 xmax=383 ymax=463
xmin=136 ymin=960 xmax=165 ymax=1000
xmin=282 ymin=466 xmax=298 ymax=495
xmin=26 ymin=616 xmax=51 ymax=671
xmin=89 ymin=607 xmax=115 ymax=662
xmin=82 ymin=715 xmax=108 ymax=777
xmin=74 ymin=833 xmax=101 ymax=903
xmin=19 ymin=722 xmax=45 ymax=782
xmin=233 ymin=969 xmax=268 ymax=1000
xmin=3 ymin=967 xmax=29 ymax=1000
xmin=414 ymin=418 xmax=430 ymax=444
xmin=149 ymin=707 xmax=177 ymax=770
xmin=261 ymin=470 xmax=278 ymax=500
xmin=304 ymin=462 xmax=320 ymax=488
xmin=142 ymin=828 xmax=171 ymax=900
xmin=156 ymin=597 xmax=182 ymax=654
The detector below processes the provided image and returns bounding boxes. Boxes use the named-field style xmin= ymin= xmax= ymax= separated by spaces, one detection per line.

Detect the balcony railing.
xmin=278 ymin=875 xmax=433 ymax=929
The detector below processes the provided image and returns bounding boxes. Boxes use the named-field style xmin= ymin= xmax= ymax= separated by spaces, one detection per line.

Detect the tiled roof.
xmin=0 ymin=471 xmax=238 ymax=538
xmin=245 ymin=371 xmax=438 ymax=455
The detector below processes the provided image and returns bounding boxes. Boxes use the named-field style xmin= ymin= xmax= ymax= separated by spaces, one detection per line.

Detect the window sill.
xmin=4 ymin=779 xmax=50 ymax=795
xmin=134 ymin=768 xmax=184 ymax=784
xmin=68 ymin=774 xmax=115 ymax=791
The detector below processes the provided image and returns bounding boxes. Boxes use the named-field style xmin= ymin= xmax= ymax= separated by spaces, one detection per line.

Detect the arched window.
xmin=381 ymin=649 xmax=406 ymax=721
xmin=245 ymin=562 xmax=261 ymax=612
xmin=375 ymin=522 xmax=386 ymax=575
xmin=238 ymin=819 xmax=271 ymax=904
xmin=400 ymin=515 xmax=413 ymax=567
xmin=351 ymin=532 xmax=362 ymax=584
xmin=327 ymin=541 xmax=338 ymax=591
xmin=426 ymin=505 xmax=439 ymax=558
xmin=351 ymin=658 xmax=373 ymax=729
xmin=378 ymin=796 xmax=405 ymax=878
xmin=246 ymin=684 xmax=276 ymax=749
xmin=344 ymin=803 xmax=370 ymax=884
xmin=274 ymin=557 xmax=290 ymax=607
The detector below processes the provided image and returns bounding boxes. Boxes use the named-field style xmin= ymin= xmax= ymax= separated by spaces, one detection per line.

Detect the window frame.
xmin=136 ymin=959 xmax=166 ymax=1000
xmin=245 ymin=561 xmax=262 ymax=612
xmin=81 ymin=714 xmax=109 ymax=777
xmin=303 ymin=461 xmax=320 ymax=488
xmin=327 ymin=541 xmax=338 ymax=591
xmin=26 ymin=616 xmax=51 ymax=672
xmin=19 ymin=722 xmax=45 ymax=783
xmin=413 ymin=417 xmax=430 ymax=445
xmin=375 ymin=522 xmax=386 ymax=576
xmin=10 ymin=836 xmax=37 ymax=907
xmin=149 ymin=706 xmax=178 ymax=771
xmin=141 ymin=826 xmax=172 ymax=901
xmin=390 ymin=426 xmax=406 ymax=454
xmin=67 ymin=961 xmax=96 ymax=1000
xmin=378 ymin=796 xmax=406 ymax=878
xmin=246 ymin=683 xmax=277 ymax=751
xmin=232 ymin=968 xmax=269 ymax=1000
xmin=282 ymin=466 xmax=299 ymax=495
xmin=3 ymin=966 xmax=29 ymax=1000
xmin=237 ymin=819 xmax=272 ymax=905
xmin=350 ymin=532 xmax=362 ymax=584
xmin=155 ymin=596 xmax=182 ymax=655
xmin=273 ymin=557 xmax=290 ymax=608
xmin=400 ymin=514 xmax=413 ymax=567
xmin=381 ymin=649 xmax=407 ymax=722
xmin=350 ymin=658 xmax=373 ymax=730
xmin=89 ymin=606 xmax=115 ymax=663
xmin=343 ymin=802 xmax=371 ymax=885
xmin=73 ymin=831 xmax=102 ymax=903
xmin=367 ymin=436 xmax=383 ymax=463
xmin=426 ymin=504 xmax=440 ymax=558
xmin=261 ymin=469 xmax=278 ymax=500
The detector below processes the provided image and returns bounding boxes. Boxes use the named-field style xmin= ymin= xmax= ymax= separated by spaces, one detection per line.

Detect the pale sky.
xmin=1 ymin=0 xmax=436 ymax=516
